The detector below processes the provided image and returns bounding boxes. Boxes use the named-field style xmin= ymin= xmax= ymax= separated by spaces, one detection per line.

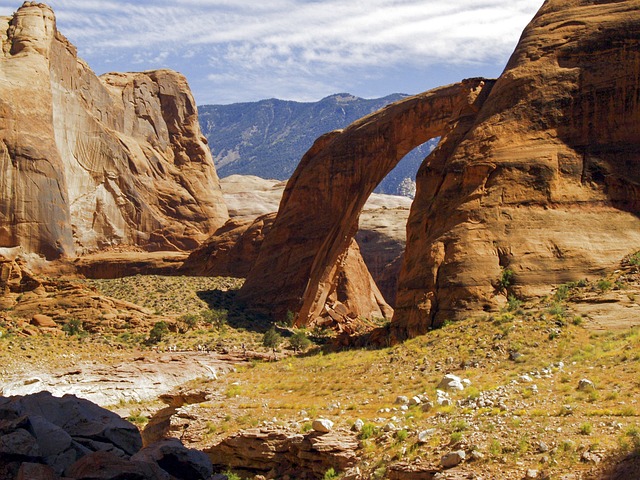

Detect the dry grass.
xmin=3 ymin=271 xmax=640 ymax=479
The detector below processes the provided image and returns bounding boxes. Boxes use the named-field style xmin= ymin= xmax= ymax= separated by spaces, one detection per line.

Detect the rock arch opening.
xmin=356 ymin=139 xmax=440 ymax=308
xmin=237 ymin=79 xmax=495 ymax=328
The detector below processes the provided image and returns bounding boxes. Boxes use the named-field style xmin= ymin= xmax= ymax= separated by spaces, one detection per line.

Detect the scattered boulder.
xmin=440 ymin=450 xmax=466 ymax=468
xmin=436 ymin=390 xmax=452 ymax=406
xmin=131 ymin=438 xmax=213 ymax=480
xmin=578 ymin=379 xmax=596 ymax=392
xmin=437 ymin=374 xmax=465 ymax=392
xmin=352 ymin=419 xmax=365 ymax=433
xmin=312 ymin=418 xmax=334 ymax=433
xmin=30 ymin=314 xmax=57 ymax=328
xmin=417 ymin=429 xmax=437 ymax=444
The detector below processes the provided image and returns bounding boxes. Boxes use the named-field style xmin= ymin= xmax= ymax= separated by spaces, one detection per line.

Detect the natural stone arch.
xmin=238 ymin=78 xmax=495 ymax=326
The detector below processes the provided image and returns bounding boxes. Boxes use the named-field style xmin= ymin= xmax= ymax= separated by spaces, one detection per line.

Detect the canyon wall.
xmin=238 ymin=79 xmax=494 ymax=325
xmin=239 ymin=0 xmax=640 ymax=337
xmin=0 ymin=2 xmax=227 ymax=259
xmin=393 ymin=0 xmax=640 ymax=338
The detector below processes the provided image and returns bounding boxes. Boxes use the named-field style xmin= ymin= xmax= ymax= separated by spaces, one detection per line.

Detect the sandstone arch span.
xmin=238 ymin=78 xmax=495 ymax=326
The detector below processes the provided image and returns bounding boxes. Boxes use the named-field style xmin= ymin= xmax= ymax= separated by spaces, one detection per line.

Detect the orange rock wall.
xmin=0 ymin=3 xmax=227 ymax=259
xmin=393 ymin=0 xmax=640 ymax=337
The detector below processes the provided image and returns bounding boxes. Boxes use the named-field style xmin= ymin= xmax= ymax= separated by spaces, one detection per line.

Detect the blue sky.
xmin=0 ymin=1 xmax=544 ymax=105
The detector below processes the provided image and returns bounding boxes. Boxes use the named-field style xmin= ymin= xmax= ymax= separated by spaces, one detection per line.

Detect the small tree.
xmin=397 ymin=177 xmax=416 ymax=199
xmin=178 ymin=314 xmax=198 ymax=332
xmin=262 ymin=326 xmax=282 ymax=349
xmin=201 ymin=309 xmax=228 ymax=329
xmin=289 ymin=330 xmax=311 ymax=352
xmin=148 ymin=321 xmax=169 ymax=344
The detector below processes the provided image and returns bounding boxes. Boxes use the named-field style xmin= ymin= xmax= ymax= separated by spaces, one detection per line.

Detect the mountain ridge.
xmin=198 ymin=93 xmax=437 ymax=195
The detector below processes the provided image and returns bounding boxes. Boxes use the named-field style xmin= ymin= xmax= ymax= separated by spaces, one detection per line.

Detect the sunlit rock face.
xmin=239 ymin=0 xmax=640 ymax=338
xmin=238 ymin=79 xmax=494 ymax=326
xmin=0 ymin=2 xmax=227 ymax=259
xmin=393 ymin=0 xmax=640 ymax=338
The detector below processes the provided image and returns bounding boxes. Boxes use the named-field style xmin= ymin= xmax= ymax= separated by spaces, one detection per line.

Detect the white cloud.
xmin=0 ymin=0 xmax=544 ymax=103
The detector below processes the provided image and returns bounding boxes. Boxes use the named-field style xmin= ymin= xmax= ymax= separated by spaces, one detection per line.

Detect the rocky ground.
xmin=2 ymin=256 xmax=640 ymax=479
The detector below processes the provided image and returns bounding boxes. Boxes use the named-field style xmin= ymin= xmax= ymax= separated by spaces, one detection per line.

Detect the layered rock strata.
xmin=238 ymin=79 xmax=494 ymax=325
xmin=394 ymin=0 xmax=640 ymax=337
xmin=205 ymin=427 xmax=359 ymax=479
xmin=239 ymin=0 xmax=640 ymax=337
xmin=0 ymin=3 xmax=227 ymax=259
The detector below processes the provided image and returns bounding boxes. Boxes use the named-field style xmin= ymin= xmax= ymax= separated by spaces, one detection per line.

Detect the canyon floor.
xmin=2 ymin=257 xmax=640 ymax=480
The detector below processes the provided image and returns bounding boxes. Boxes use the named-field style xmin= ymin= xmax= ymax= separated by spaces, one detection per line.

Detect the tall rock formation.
xmin=0 ymin=2 xmax=227 ymax=259
xmin=238 ymin=79 xmax=494 ymax=325
xmin=239 ymin=0 xmax=640 ymax=337
xmin=394 ymin=0 xmax=640 ymax=337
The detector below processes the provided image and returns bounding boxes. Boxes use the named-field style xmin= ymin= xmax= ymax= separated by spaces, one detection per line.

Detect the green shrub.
xmin=555 ymin=284 xmax=570 ymax=301
xmin=148 ymin=321 xmax=168 ymax=344
xmin=289 ymin=330 xmax=312 ymax=351
xmin=178 ymin=313 xmax=198 ymax=332
xmin=201 ymin=309 xmax=227 ymax=329
xmin=597 ymin=279 xmax=612 ymax=292
xmin=62 ymin=318 xmax=83 ymax=336
xmin=628 ymin=251 xmax=640 ymax=267
xmin=223 ymin=470 xmax=242 ymax=480
xmin=498 ymin=268 xmax=515 ymax=292
xmin=323 ymin=468 xmax=339 ymax=480
xmin=579 ymin=422 xmax=593 ymax=435
xmin=359 ymin=422 xmax=377 ymax=440
xmin=507 ymin=295 xmax=522 ymax=312
xmin=262 ymin=327 xmax=282 ymax=349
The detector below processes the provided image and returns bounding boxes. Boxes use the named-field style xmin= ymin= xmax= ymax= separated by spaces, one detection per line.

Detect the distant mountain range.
xmin=198 ymin=93 xmax=438 ymax=196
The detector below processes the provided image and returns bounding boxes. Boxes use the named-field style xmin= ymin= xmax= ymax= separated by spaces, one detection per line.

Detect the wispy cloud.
xmin=0 ymin=0 xmax=544 ymax=103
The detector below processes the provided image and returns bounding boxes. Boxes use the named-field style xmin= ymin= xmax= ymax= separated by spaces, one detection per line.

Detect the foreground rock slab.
xmin=0 ymin=392 xmax=212 ymax=480
xmin=205 ymin=427 xmax=360 ymax=479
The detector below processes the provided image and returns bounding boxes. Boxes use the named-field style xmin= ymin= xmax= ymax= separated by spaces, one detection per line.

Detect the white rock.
xmin=395 ymin=395 xmax=409 ymax=405
xmin=352 ymin=419 xmax=365 ymax=432
xmin=409 ymin=396 xmax=421 ymax=405
xmin=578 ymin=379 xmax=596 ymax=392
xmin=312 ymin=418 xmax=333 ymax=433
xmin=417 ymin=429 xmax=437 ymax=444
xmin=437 ymin=374 xmax=465 ymax=391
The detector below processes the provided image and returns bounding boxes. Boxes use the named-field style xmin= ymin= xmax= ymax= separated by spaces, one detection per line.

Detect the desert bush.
xmin=289 ymin=330 xmax=311 ymax=352
xmin=498 ymin=268 xmax=515 ymax=292
xmin=148 ymin=321 xmax=168 ymax=344
xmin=62 ymin=318 xmax=83 ymax=336
xmin=262 ymin=327 xmax=282 ymax=349
xmin=323 ymin=468 xmax=338 ymax=480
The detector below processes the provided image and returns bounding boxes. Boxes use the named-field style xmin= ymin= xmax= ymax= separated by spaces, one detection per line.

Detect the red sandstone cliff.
xmin=0 ymin=2 xmax=228 ymax=259
xmin=239 ymin=0 xmax=640 ymax=337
